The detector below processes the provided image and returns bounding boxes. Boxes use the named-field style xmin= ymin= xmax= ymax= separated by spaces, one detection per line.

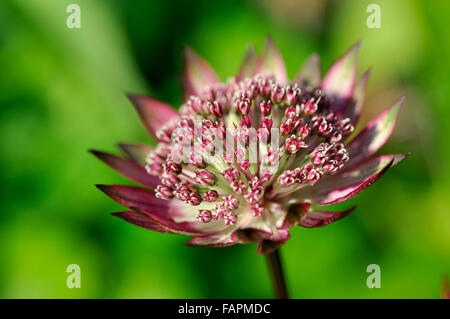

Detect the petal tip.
xmin=264 ymin=35 xmax=275 ymax=46
xmin=126 ymin=94 xmax=149 ymax=117
xmin=391 ymin=96 xmax=406 ymax=111
xmin=117 ymin=142 xmax=134 ymax=154
xmin=347 ymin=40 xmax=362 ymax=56
xmin=125 ymin=92 xmax=138 ymax=100
xmin=338 ymin=40 xmax=362 ymax=64
xmin=294 ymin=53 xmax=322 ymax=87
xmin=260 ymin=36 xmax=287 ymax=83
xmin=182 ymin=46 xmax=195 ymax=60
xmin=388 ymin=96 xmax=405 ymax=120
xmin=95 ymin=184 xmax=111 ymax=193
xmin=397 ymin=96 xmax=406 ymax=106
xmin=117 ymin=142 xmax=127 ymax=150
xmin=110 ymin=212 xmax=122 ymax=217
xmin=89 ymin=149 xmax=106 ymax=159
xmin=362 ymin=67 xmax=372 ymax=78
xmin=310 ymin=53 xmax=320 ymax=64
xmin=347 ymin=205 xmax=358 ymax=214
xmin=348 ymin=40 xmax=361 ymax=58
xmin=126 ymin=94 xmax=144 ymax=111
xmin=392 ymin=153 xmax=408 ymax=165
xmin=320 ymin=41 xmax=362 ymax=112
xmin=182 ymin=46 xmax=219 ymax=98
xmin=263 ymin=36 xmax=280 ymax=53
xmin=238 ymin=44 xmax=257 ymax=78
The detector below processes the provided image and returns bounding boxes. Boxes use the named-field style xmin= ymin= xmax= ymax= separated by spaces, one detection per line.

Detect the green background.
xmin=0 ymin=0 xmax=449 ymax=298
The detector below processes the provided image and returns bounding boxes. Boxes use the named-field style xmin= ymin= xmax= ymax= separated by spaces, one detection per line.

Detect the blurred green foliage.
xmin=0 ymin=0 xmax=449 ymax=298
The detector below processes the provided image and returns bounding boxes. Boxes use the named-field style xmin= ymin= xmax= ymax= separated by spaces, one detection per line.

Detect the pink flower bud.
xmin=239 ymin=160 xmax=250 ymax=171
xmin=252 ymin=204 xmax=265 ymax=217
xmin=187 ymin=192 xmax=202 ymax=206
xmin=239 ymin=116 xmax=251 ymax=128
xmin=237 ymin=98 xmax=251 ymax=115
xmin=223 ymin=211 xmax=237 ymax=225
xmin=285 ymin=85 xmax=300 ymax=104
xmin=161 ymin=175 xmax=180 ymax=187
xmin=222 ymin=168 xmax=239 ymax=183
xmin=284 ymin=135 xmax=307 ymax=154
xmin=259 ymin=100 xmax=272 ymax=116
xmin=155 ymin=185 xmax=173 ymax=200
xmin=204 ymin=190 xmax=219 ymax=202
xmin=299 ymin=125 xmax=311 ymax=139
xmin=196 ymin=210 xmax=212 ymax=223
xmin=208 ymin=101 xmax=223 ymax=117
xmin=231 ymin=181 xmax=247 ymax=195
xmin=271 ymin=84 xmax=285 ymax=103
xmin=163 ymin=161 xmax=181 ymax=176
xmin=260 ymin=118 xmax=273 ymax=129
xmin=307 ymin=169 xmax=322 ymax=185
xmin=285 ymin=106 xmax=296 ymax=119
xmin=174 ymin=186 xmax=191 ymax=201
xmin=304 ymin=98 xmax=318 ymax=115
xmin=259 ymin=78 xmax=272 ymax=96
xmin=195 ymin=169 xmax=216 ymax=185
xmin=224 ymin=195 xmax=239 ymax=210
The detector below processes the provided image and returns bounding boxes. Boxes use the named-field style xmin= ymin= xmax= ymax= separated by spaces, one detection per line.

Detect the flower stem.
xmin=265 ymin=248 xmax=289 ymax=299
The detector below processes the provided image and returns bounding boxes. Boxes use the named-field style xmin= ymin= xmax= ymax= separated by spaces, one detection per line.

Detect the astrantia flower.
xmin=91 ymin=38 xmax=406 ymax=255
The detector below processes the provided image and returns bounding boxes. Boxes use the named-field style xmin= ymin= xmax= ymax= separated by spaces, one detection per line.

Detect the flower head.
xmin=92 ymin=38 xmax=406 ymax=254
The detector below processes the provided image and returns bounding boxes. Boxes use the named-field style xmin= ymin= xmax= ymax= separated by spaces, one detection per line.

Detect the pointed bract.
xmin=299 ymin=206 xmax=356 ymax=228
xmin=186 ymin=234 xmax=236 ymax=247
xmin=111 ymin=211 xmax=172 ymax=233
xmin=257 ymin=37 xmax=287 ymax=84
xmin=97 ymin=184 xmax=204 ymax=235
xmin=345 ymin=96 xmax=405 ymax=166
xmin=239 ymin=45 xmax=258 ymax=79
xmin=294 ymin=53 xmax=321 ymax=87
xmin=321 ymin=41 xmax=361 ymax=114
xmin=127 ymin=94 xmax=178 ymax=141
xmin=294 ymin=154 xmax=406 ymax=205
xmin=343 ymin=68 xmax=371 ymax=126
xmin=90 ymin=150 xmax=159 ymax=188
xmin=182 ymin=47 xmax=219 ymax=99
xmin=96 ymin=184 xmax=172 ymax=215
xmin=118 ymin=142 xmax=152 ymax=166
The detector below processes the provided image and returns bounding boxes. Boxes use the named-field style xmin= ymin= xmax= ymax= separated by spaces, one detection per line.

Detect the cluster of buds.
xmin=278 ymin=163 xmax=320 ymax=187
xmin=195 ymin=195 xmax=241 ymax=225
xmin=278 ymin=141 xmax=350 ymax=189
xmin=310 ymin=142 xmax=349 ymax=174
xmin=310 ymin=113 xmax=355 ymax=143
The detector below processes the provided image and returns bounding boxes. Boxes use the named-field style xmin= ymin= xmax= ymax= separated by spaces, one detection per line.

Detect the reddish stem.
xmin=265 ymin=248 xmax=289 ymax=299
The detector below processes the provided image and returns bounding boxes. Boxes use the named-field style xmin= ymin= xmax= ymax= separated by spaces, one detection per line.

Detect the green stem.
xmin=265 ymin=248 xmax=289 ymax=299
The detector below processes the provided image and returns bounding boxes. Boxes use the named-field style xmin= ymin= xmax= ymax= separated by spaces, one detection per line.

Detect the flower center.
xmin=145 ymin=75 xmax=354 ymax=225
